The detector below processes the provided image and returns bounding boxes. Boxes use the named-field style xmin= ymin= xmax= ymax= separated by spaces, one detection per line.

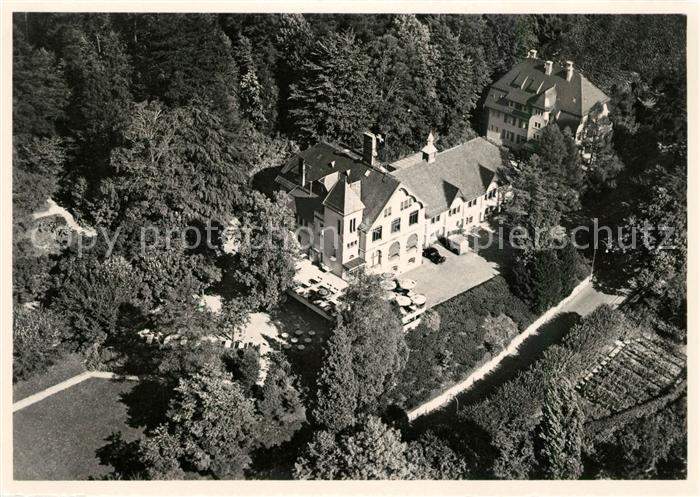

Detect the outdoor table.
xmin=294 ymin=329 xmax=304 ymax=336
xmin=280 ymin=332 xmax=289 ymax=338
xmin=399 ymin=278 xmax=417 ymax=290
xmin=381 ymin=271 xmax=395 ymax=280
xmin=297 ymin=344 xmax=306 ymax=350
xmin=317 ymin=287 xmax=330 ymax=297
xmin=380 ymin=279 xmax=396 ymax=291
xmin=395 ymin=295 xmax=412 ymax=307
xmin=308 ymin=331 xmax=316 ymax=336
xmin=411 ymin=294 xmax=427 ymax=306
xmin=290 ymin=337 xmax=299 ymax=343
xmin=304 ymin=338 xmax=312 ymax=343
xmin=283 ymin=343 xmax=291 ymax=350
xmin=381 ymin=291 xmax=395 ymax=301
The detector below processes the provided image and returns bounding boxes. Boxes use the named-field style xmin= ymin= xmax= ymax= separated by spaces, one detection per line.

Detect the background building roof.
xmin=485 ymin=57 xmax=609 ymax=118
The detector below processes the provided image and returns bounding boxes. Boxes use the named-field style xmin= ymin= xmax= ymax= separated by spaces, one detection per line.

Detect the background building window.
xmin=372 ymin=226 xmax=382 ymax=241
xmin=409 ymin=210 xmax=419 ymax=225
xmin=349 ymin=218 xmax=356 ymax=233
xmin=391 ymin=218 xmax=401 ymax=233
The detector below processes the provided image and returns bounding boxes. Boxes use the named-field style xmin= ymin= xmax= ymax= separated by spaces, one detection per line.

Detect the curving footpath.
xmin=13 ymin=371 xmax=139 ymax=413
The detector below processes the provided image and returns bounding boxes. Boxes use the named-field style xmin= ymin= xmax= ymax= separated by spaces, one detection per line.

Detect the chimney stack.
xmin=544 ymin=60 xmax=553 ymax=76
xmin=565 ymin=60 xmax=574 ymax=81
xmin=362 ymin=131 xmax=377 ymax=166
xmin=527 ymin=49 xmax=538 ymax=59
xmin=421 ymin=132 xmax=438 ymax=164
xmin=299 ymin=157 xmax=306 ymax=187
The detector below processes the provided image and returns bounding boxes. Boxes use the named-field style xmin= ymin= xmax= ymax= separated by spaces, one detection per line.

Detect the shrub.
xmin=389 ymin=277 xmax=535 ymax=408
xmin=13 ymin=304 xmax=69 ymax=381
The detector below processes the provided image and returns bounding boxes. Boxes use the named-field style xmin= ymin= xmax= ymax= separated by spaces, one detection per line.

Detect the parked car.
xmin=422 ymin=246 xmax=446 ymax=264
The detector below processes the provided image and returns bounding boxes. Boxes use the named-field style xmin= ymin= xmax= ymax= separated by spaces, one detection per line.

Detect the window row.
xmin=370 ymin=235 xmax=420 ymax=267
xmin=372 ymin=210 xmax=420 ymax=241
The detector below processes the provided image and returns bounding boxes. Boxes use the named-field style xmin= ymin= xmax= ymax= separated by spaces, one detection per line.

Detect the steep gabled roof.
xmin=323 ymin=177 xmax=365 ymax=215
xmin=358 ymin=170 xmax=401 ymax=229
xmin=485 ymin=57 xmax=609 ymax=118
xmin=277 ymin=141 xmax=371 ymax=187
xmin=391 ymin=137 xmax=503 ymax=218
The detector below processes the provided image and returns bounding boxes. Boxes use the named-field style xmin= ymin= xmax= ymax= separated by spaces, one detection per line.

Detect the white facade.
xmin=361 ymin=187 xmax=425 ymax=276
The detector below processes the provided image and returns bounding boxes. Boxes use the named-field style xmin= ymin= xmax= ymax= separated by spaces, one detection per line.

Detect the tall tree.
xmin=234 ymin=34 xmax=267 ymax=126
xmin=314 ymin=274 xmax=407 ymax=431
xmin=536 ymin=376 xmax=584 ymax=479
xmin=156 ymin=367 xmax=261 ymax=478
xmin=289 ymin=30 xmax=374 ymax=148
xmin=12 ymin=19 xmax=70 ymax=138
xmin=218 ymin=190 xmax=299 ymax=310
xmin=255 ymin=354 xmax=306 ymax=449
xmin=51 ymin=254 xmax=144 ymax=351
xmin=294 ymin=416 xmax=417 ymax=480
xmin=428 ymin=18 xmax=479 ymax=146
xmin=312 ymin=324 xmax=359 ymax=432
xmin=122 ymin=14 xmax=241 ymax=126
xmin=367 ymin=15 xmax=442 ymax=157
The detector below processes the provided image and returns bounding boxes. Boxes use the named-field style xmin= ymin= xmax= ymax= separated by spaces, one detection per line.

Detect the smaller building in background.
xmin=484 ymin=49 xmax=610 ymax=152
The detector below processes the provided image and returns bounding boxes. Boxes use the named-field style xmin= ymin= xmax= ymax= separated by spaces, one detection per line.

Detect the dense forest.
xmin=13 ymin=13 xmax=687 ymax=480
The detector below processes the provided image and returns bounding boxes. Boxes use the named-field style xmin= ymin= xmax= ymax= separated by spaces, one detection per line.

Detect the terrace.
xmin=289 ymin=257 xmax=428 ymax=331
xmin=379 ymin=275 xmax=428 ymax=331
xmin=288 ymin=256 xmax=348 ymax=320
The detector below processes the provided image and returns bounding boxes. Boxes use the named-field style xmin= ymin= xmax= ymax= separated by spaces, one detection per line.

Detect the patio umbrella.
xmin=317 ymin=287 xmax=330 ymax=297
xmin=380 ymin=279 xmax=396 ymax=291
xmin=399 ymin=278 xmax=417 ymax=290
xmin=411 ymin=294 xmax=427 ymax=306
xmin=395 ymin=295 xmax=412 ymax=307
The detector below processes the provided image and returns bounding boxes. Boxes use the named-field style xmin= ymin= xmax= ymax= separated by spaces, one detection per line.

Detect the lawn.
xmin=13 ymin=377 xmax=143 ymax=480
xmin=13 ymin=352 xmax=85 ymax=402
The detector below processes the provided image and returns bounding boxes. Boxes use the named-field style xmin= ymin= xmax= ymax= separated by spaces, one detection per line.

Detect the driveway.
xmin=402 ymin=242 xmax=500 ymax=308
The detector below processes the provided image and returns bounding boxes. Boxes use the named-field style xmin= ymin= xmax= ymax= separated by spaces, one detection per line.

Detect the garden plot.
xmin=575 ymin=337 xmax=685 ymax=416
